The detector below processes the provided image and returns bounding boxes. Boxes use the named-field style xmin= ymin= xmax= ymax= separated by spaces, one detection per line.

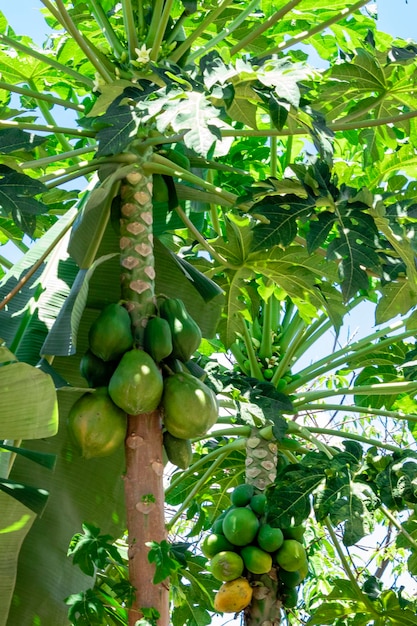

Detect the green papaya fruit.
xmin=108 ymin=348 xmax=163 ymax=414
xmin=89 ymin=303 xmax=133 ymax=362
xmin=67 ymin=387 xmax=126 ymax=459
xmin=159 ymin=298 xmax=202 ymax=362
xmin=79 ymin=349 xmax=118 ymax=388
xmin=162 ymin=372 xmax=218 ymax=439
xmin=143 ymin=316 xmax=173 ymax=363
xmin=163 ymin=431 xmax=193 ymax=469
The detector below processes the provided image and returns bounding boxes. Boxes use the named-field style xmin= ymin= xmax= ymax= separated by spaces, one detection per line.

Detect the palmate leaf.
xmin=250 ymin=193 xmax=316 ymax=250
xmin=0 ymin=128 xmax=47 ymax=153
xmin=172 ymin=556 xmax=215 ymax=626
xmin=94 ymin=97 xmax=139 ymax=157
xmin=0 ymin=165 xmax=48 ymax=235
xmin=327 ymin=201 xmax=382 ymax=300
xmin=155 ymin=90 xmax=231 ymax=157
xmin=266 ymin=454 xmax=327 ymax=528
xmin=247 ymin=246 xmax=343 ymax=323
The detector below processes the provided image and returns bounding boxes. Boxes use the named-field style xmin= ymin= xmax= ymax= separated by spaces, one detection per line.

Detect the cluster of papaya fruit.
xmin=201 ymin=484 xmax=308 ymax=614
xmin=67 ymin=298 xmax=218 ymax=462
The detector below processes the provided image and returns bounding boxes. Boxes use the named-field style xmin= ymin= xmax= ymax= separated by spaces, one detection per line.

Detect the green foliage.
xmin=68 ymin=523 xmax=125 ymax=577
xmin=3 ymin=1 xmax=417 ymax=625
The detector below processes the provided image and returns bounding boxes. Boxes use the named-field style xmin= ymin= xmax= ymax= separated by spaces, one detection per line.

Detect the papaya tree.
xmin=2 ymin=1 xmax=417 ymax=625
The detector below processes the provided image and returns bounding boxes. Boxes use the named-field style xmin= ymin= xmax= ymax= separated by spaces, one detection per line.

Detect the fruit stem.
xmin=230 ymin=341 xmax=250 ymax=374
xmin=380 ymin=504 xmax=417 ymax=551
xmin=240 ymin=317 xmax=264 ymax=381
xmin=259 ymin=293 xmax=274 ymax=361
xmin=166 ymin=438 xmax=246 ymax=498
xmin=167 ymin=446 xmax=243 ymax=530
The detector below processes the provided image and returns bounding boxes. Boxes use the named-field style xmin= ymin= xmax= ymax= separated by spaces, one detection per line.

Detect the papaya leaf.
xmin=266 ymin=455 xmax=327 ymax=528
xmin=250 ymin=194 xmax=316 ymax=250
xmin=155 ymin=90 xmax=231 ymax=157
xmin=7 ymin=390 xmax=126 ymax=626
xmin=375 ymin=281 xmax=417 ymax=325
xmin=217 ymin=266 xmax=253 ymax=348
xmin=95 ymin=98 xmax=139 ymax=157
xmin=172 ymin=555 xmax=216 ymax=626
xmin=0 ymin=128 xmax=47 ymax=153
xmin=327 ymin=202 xmax=381 ymax=300
xmin=306 ymin=211 xmax=336 ymax=253
xmin=307 ymin=601 xmax=367 ymax=625
xmin=0 ymin=165 xmax=48 ymax=235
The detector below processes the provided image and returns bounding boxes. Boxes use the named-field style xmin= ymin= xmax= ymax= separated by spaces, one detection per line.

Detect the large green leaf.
xmin=7 ymin=390 xmax=126 ymax=626
xmin=0 ymin=493 xmax=36 ymax=626
xmin=0 ymin=361 xmax=58 ymax=440
xmin=0 ymin=208 xmax=79 ymax=364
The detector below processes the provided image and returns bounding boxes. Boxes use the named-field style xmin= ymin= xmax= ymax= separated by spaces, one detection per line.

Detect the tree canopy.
xmin=2 ymin=1 xmax=417 ymax=625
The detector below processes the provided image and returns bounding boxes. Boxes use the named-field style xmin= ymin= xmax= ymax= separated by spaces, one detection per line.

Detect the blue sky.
xmin=2 ymin=1 xmax=417 ymax=43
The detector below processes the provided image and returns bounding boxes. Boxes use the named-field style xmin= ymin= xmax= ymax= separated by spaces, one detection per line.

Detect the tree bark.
xmin=124 ymin=410 xmax=168 ymax=626
xmin=245 ymin=430 xmax=282 ymax=626
xmin=118 ymin=162 xmax=169 ymax=625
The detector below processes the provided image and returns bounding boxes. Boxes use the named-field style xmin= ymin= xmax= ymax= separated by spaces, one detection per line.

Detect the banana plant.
xmin=1 ymin=1 xmax=417 ymax=625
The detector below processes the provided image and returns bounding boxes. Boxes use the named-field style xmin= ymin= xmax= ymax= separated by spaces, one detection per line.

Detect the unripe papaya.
xmin=143 ymin=316 xmax=173 ymax=363
xmin=163 ymin=431 xmax=192 ymax=469
xmin=162 ymin=372 xmax=218 ymax=439
xmin=79 ymin=349 xmax=118 ymax=388
xmin=67 ymin=387 xmax=126 ymax=459
xmin=89 ymin=303 xmax=133 ymax=362
xmin=108 ymin=349 xmax=163 ymax=414
xmin=159 ymin=298 xmax=202 ymax=362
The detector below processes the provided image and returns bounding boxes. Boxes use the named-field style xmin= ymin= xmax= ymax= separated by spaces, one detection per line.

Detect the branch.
xmin=230 ymin=0 xmax=304 ymax=56
xmin=0 ymin=81 xmax=84 ymax=112
xmin=144 ymin=154 xmax=238 ymax=204
xmin=0 ymin=33 xmax=94 ymax=89
xmin=28 ymin=80 xmax=74 ymax=154
xmin=380 ymin=505 xmax=417 ymax=551
xmin=257 ymin=0 xmax=370 ymax=58
xmin=0 ymin=119 xmax=95 ymax=138
xmin=325 ymin=519 xmax=380 ymax=617
xmin=149 ymin=0 xmax=175 ymax=62
xmin=220 ymin=109 xmax=417 ymax=139
xmin=300 ymin=403 xmax=417 ymax=425
xmin=173 ymin=204 xmax=234 ymax=268
xmin=293 ymin=381 xmax=417 ymax=407
xmin=168 ymin=0 xmax=236 ymax=64
xmin=20 ymin=146 xmax=97 ymax=170
xmin=187 ymin=0 xmax=261 ymax=64
xmin=305 ymin=426 xmax=405 ymax=454
xmin=42 ymin=0 xmax=114 ymax=82
xmin=122 ymin=0 xmax=140 ymax=59
xmin=90 ymin=0 xmax=126 ymax=58
xmin=0 ymin=212 xmax=77 ymax=311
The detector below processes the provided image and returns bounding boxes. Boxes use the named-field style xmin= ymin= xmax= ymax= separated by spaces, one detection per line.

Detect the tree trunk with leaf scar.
xmin=118 ymin=159 xmax=169 ymax=626
xmin=244 ymin=429 xmax=282 ymax=626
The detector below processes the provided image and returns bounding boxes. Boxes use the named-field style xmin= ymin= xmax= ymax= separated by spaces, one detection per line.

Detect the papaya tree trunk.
xmin=244 ymin=430 xmax=282 ymax=626
xmin=119 ymin=164 xmax=169 ymax=626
